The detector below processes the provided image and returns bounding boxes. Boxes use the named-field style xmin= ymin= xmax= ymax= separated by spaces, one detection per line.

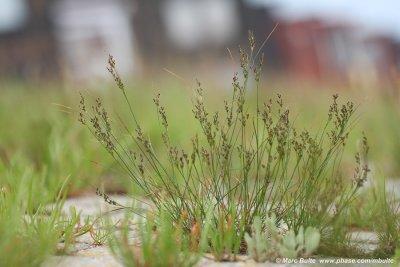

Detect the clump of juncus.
xmin=79 ymin=34 xmax=369 ymax=259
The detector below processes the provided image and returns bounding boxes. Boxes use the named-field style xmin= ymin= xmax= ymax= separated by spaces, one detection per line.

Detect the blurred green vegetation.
xmin=0 ymin=80 xmax=399 ymax=197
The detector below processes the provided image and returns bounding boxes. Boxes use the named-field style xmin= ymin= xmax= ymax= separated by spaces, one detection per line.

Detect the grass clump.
xmin=79 ymin=36 xmax=370 ymax=260
xmin=371 ymin=179 xmax=400 ymax=258
xmin=110 ymin=210 xmax=203 ymax=267
xmin=0 ymin=157 xmax=68 ymax=266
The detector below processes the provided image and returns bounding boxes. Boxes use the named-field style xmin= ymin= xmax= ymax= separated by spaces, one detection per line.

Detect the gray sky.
xmin=0 ymin=0 xmax=27 ymax=32
xmin=249 ymin=0 xmax=400 ymax=40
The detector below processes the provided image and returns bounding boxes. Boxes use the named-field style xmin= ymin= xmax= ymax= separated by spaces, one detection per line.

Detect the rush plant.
xmin=79 ymin=35 xmax=369 ymax=257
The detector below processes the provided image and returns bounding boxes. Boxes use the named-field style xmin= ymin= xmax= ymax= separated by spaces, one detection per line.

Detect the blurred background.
xmin=1 ymin=0 xmax=400 ymax=86
xmin=1 ymin=0 xmax=400 ymax=195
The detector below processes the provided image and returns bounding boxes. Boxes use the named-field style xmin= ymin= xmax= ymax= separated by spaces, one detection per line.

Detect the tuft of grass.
xmin=109 ymin=210 xmax=203 ymax=267
xmin=372 ymin=178 xmax=400 ymax=258
xmin=80 ymin=37 xmax=371 ymax=260
xmin=0 ymin=157 xmax=66 ymax=266
xmin=206 ymin=206 xmax=245 ymax=261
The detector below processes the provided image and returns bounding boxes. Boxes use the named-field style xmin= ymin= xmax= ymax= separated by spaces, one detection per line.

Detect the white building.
xmin=162 ymin=0 xmax=240 ymax=51
xmin=52 ymin=0 xmax=137 ymax=82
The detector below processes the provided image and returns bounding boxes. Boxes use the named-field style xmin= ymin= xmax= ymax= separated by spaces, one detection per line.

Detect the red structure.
xmin=277 ymin=19 xmax=322 ymax=81
xmin=276 ymin=19 xmax=357 ymax=83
